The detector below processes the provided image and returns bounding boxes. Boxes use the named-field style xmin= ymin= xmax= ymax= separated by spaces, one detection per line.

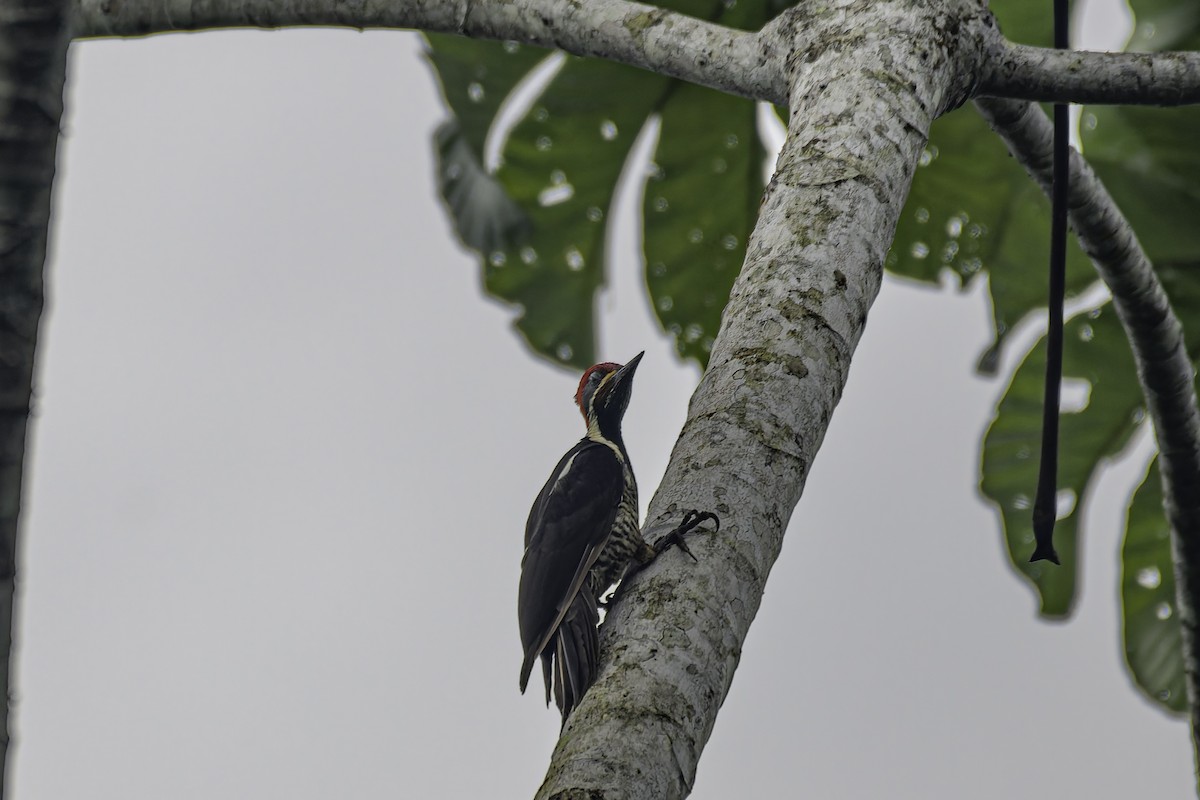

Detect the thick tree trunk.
xmin=536 ymin=2 xmax=987 ymax=797
xmin=0 ymin=1 xmax=71 ymax=795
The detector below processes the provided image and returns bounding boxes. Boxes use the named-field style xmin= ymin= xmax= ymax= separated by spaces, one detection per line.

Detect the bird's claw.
xmin=605 ymin=510 xmax=720 ymax=609
xmin=654 ymin=509 xmax=720 ymax=561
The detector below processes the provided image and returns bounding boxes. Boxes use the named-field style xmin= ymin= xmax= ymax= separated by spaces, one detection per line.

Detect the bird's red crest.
xmin=575 ymin=362 xmax=621 ymax=421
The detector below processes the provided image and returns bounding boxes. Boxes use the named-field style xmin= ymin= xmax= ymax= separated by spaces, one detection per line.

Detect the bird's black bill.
xmin=612 ymin=351 xmax=644 ymax=388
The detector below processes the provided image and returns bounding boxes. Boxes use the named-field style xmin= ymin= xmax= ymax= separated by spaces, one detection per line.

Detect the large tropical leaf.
xmin=1083 ymin=104 xmax=1200 ymax=266
xmin=1081 ymin=0 xmax=1200 ymax=640
xmin=482 ymin=58 xmax=674 ymax=366
xmin=1121 ymin=458 xmax=1187 ymax=715
xmin=426 ymin=36 xmax=673 ymax=367
xmin=1123 ymin=0 xmax=1200 ymax=52
xmin=642 ymin=80 xmax=765 ymax=364
xmin=424 ymin=0 xmax=784 ymax=369
xmin=981 ymin=305 xmax=1144 ymax=617
xmin=890 ymin=108 xmax=1094 ymax=373
xmin=890 ymin=0 xmax=1092 ymax=372
xmin=980 ymin=0 xmax=1200 ymax=624
xmin=981 ymin=260 xmax=1200 ymax=619
xmin=425 ymin=0 xmax=1095 ymax=373
xmin=425 ymin=37 xmax=547 ymax=253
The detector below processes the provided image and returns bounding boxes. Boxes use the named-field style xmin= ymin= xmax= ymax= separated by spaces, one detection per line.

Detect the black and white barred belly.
xmin=587 ymin=463 xmax=648 ymax=596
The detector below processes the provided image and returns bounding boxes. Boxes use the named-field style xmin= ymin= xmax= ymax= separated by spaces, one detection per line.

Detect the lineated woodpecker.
xmin=518 ymin=352 xmax=716 ymax=722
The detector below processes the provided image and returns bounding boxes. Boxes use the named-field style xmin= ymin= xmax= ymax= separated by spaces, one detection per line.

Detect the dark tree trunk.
xmin=0 ymin=1 xmax=71 ymax=793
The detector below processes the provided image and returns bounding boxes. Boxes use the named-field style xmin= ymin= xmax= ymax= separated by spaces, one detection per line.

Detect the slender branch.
xmin=70 ymin=0 xmax=1200 ymax=110
xmin=975 ymin=96 xmax=1200 ymax=784
xmin=70 ymin=0 xmax=1200 ymax=109
xmin=979 ymin=40 xmax=1200 ymax=106
xmin=0 ymin=1 xmax=71 ymax=796
xmin=71 ymin=0 xmax=788 ymax=105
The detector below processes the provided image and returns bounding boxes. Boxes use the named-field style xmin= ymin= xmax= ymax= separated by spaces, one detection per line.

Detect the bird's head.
xmin=575 ymin=351 xmax=643 ymax=438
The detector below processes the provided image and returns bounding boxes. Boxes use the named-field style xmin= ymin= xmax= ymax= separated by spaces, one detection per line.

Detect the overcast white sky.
xmin=8 ymin=3 xmax=1194 ymax=798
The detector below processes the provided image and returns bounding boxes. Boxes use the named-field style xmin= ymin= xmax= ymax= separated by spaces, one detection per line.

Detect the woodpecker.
xmin=518 ymin=352 xmax=716 ymax=723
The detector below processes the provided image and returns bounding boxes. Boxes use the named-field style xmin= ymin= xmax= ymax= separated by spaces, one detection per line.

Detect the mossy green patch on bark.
xmin=623 ymin=9 xmax=666 ymax=37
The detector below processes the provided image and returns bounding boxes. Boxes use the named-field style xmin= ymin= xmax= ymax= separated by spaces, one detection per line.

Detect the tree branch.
xmin=979 ymin=40 xmax=1200 ymax=106
xmin=71 ymin=0 xmax=1200 ymax=110
xmin=975 ymin=96 xmax=1200 ymax=782
xmin=71 ymin=0 xmax=788 ymax=105
xmin=0 ymin=1 xmax=71 ymax=795
xmin=534 ymin=1 xmax=987 ymax=797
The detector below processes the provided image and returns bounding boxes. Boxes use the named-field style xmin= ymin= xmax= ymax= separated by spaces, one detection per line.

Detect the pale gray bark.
xmin=537 ymin=1 xmax=988 ymax=796
xmin=0 ymin=1 xmax=71 ymax=797
xmin=976 ymin=97 xmax=1200 ymax=784
xmin=72 ymin=0 xmax=789 ymax=105
xmin=980 ymin=41 xmax=1200 ymax=106
xmin=72 ymin=0 xmax=1200 ymax=108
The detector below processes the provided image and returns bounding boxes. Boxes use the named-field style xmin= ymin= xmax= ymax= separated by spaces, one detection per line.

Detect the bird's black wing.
xmin=518 ymin=439 xmax=623 ymax=698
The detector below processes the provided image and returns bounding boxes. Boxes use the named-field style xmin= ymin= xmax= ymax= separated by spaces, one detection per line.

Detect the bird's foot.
xmin=653 ymin=509 xmax=720 ymax=562
xmin=603 ymin=511 xmax=720 ymax=609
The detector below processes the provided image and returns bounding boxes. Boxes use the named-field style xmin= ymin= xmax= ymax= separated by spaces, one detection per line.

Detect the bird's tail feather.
xmin=540 ymin=652 xmax=553 ymax=706
xmin=550 ymin=588 xmax=600 ymax=724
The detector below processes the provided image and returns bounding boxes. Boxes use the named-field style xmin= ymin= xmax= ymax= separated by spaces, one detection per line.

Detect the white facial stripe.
xmin=587 ymin=426 xmax=624 ymax=461
xmin=585 ymin=368 xmax=624 ymax=461
xmin=587 ymin=370 xmax=617 ymax=416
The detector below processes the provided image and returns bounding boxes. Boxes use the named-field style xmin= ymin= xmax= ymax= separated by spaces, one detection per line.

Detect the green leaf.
xmin=1159 ymin=260 xmax=1200 ymax=337
xmin=1083 ymin=105 xmax=1200 ymax=265
xmin=980 ymin=305 xmax=1144 ymax=617
xmin=434 ymin=120 xmax=531 ymax=253
xmin=891 ymin=0 xmax=1091 ymax=371
xmin=1121 ymin=458 xmax=1187 ymax=715
xmin=428 ymin=35 xmax=654 ymax=368
xmin=424 ymin=35 xmax=548 ymax=160
xmin=424 ymin=1 xmax=782 ymax=369
xmin=633 ymin=0 xmax=775 ymax=367
xmin=1082 ymin=2 xmax=1200 ymax=281
xmin=1124 ymin=0 xmax=1200 ymax=51
xmin=890 ymin=108 xmax=1095 ymax=373
xmin=483 ymin=59 xmax=673 ymax=368
xmin=643 ymin=81 xmax=765 ymax=364
xmin=1084 ymin=0 xmax=1200 ymax=353
xmin=988 ymin=0 xmax=1070 ymax=46
xmin=423 ymin=36 xmax=548 ymax=256
xmin=1110 ymin=260 xmax=1200 ymax=711
xmin=1069 ymin=0 xmax=1200 ymax=707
